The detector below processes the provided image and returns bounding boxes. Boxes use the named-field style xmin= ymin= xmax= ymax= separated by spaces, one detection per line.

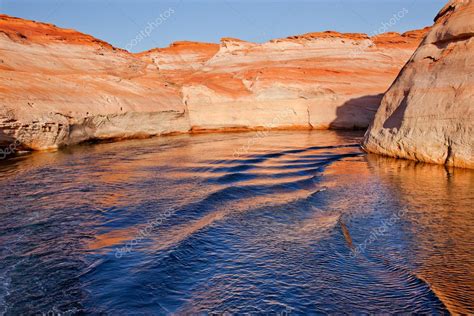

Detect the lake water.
xmin=0 ymin=130 xmax=473 ymax=314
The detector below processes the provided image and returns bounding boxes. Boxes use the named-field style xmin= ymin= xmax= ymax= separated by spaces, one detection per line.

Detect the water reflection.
xmin=366 ymin=154 xmax=474 ymax=314
xmin=0 ymin=131 xmax=472 ymax=314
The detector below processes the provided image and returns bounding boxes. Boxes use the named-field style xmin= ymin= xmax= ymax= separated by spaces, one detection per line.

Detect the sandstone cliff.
xmin=362 ymin=0 xmax=473 ymax=169
xmin=142 ymin=31 xmax=427 ymax=131
xmin=0 ymin=14 xmax=426 ymax=151
xmin=0 ymin=15 xmax=188 ymax=150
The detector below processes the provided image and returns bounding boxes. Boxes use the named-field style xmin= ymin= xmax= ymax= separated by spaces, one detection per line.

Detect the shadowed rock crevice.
xmin=329 ymin=94 xmax=384 ymax=130
xmin=383 ymin=94 xmax=409 ymax=129
xmin=0 ymin=129 xmax=15 ymax=148
xmin=433 ymin=32 xmax=474 ymax=49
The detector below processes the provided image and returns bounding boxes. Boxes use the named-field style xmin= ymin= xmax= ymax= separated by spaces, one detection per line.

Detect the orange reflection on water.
xmin=366 ymin=154 xmax=474 ymax=314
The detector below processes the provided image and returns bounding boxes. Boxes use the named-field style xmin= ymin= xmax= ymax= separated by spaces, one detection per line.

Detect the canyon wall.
xmin=141 ymin=32 xmax=427 ymax=131
xmin=0 ymin=15 xmax=188 ymax=150
xmin=0 ymin=14 xmax=426 ymax=151
xmin=362 ymin=0 xmax=473 ymax=169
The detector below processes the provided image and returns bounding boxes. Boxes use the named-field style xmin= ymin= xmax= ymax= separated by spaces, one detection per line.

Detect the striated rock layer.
xmin=0 ymin=15 xmax=188 ymax=150
xmin=141 ymin=31 xmax=427 ymax=132
xmin=0 ymin=14 xmax=426 ymax=151
xmin=362 ymin=0 xmax=474 ymax=169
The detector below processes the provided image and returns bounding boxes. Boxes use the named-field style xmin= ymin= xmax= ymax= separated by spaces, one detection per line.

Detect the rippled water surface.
xmin=0 ymin=131 xmax=473 ymax=315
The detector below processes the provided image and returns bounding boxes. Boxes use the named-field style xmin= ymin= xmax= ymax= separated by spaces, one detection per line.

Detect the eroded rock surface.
xmin=0 ymin=14 xmax=426 ymax=150
xmin=362 ymin=0 xmax=473 ymax=168
xmin=143 ymin=31 xmax=427 ymax=131
xmin=0 ymin=15 xmax=188 ymax=150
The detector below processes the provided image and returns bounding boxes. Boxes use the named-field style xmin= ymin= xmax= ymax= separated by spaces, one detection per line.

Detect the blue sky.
xmin=0 ymin=0 xmax=446 ymax=52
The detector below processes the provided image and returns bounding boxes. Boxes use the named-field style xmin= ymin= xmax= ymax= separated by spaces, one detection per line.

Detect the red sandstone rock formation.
xmin=141 ymin=29 xmax=427 ymax=132
xmin=362 ymin=0 xmax=473 ymax=169
xmin=0 ymin=14 xmax=188 ymax=150
xmin=0 ymin=13 xmax=426 ymax=151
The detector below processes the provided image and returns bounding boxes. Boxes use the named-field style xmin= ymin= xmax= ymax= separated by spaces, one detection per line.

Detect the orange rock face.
xmin=0 ymin=15 xmax=187 ymax=150
xmin=0 ymin=13 xmax=427 ymax=150
xmin=363 ymin=0 xmax=473 ymax=169
xmin=142 ymin=29 xmax=427 ymax=131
